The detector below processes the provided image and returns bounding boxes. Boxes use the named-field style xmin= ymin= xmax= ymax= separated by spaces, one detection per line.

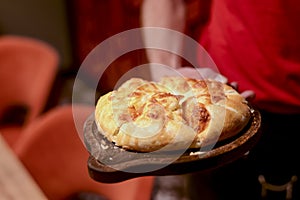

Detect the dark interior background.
xmin=0 ymin=0 xmax=208 ymax=109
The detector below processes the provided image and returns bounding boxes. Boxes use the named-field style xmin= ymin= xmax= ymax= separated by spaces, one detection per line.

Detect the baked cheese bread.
xmin=95 ymin=77 xmax=251 ymax=152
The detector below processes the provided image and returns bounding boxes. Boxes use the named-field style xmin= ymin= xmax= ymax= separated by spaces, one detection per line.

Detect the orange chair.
xmin=13 ymin=104 xmax=154 ymax=200
xmin=0 ymin=35 xmax=59 ymax=146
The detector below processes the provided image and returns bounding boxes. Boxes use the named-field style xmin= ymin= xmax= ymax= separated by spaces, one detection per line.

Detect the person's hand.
xmin=230 ymin=82 xmax=256 ymax=102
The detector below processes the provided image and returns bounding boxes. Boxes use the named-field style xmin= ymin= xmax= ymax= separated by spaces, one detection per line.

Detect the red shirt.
xmin=199 ymin=0 xmax=300 ymax=113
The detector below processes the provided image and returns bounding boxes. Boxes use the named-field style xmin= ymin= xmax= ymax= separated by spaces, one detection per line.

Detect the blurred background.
xmin=0 ymin=0 xmax=205 ymax=106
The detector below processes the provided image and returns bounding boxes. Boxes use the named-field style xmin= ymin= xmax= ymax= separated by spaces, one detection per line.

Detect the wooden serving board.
xmin=84 ymin=107 xmax=261 ymax=183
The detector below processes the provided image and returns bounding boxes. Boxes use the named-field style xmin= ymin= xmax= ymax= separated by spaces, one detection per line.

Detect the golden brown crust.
xmin=95 ymin=77 xmax=251 ymax=152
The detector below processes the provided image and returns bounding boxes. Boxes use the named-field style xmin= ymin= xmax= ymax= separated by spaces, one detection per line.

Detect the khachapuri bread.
xmin=95 ymin=77 xmax=251 ymax=152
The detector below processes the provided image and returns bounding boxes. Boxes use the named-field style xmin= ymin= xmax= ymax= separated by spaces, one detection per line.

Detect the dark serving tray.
xmin=83 ymin=107 xmax=262 ymax=183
